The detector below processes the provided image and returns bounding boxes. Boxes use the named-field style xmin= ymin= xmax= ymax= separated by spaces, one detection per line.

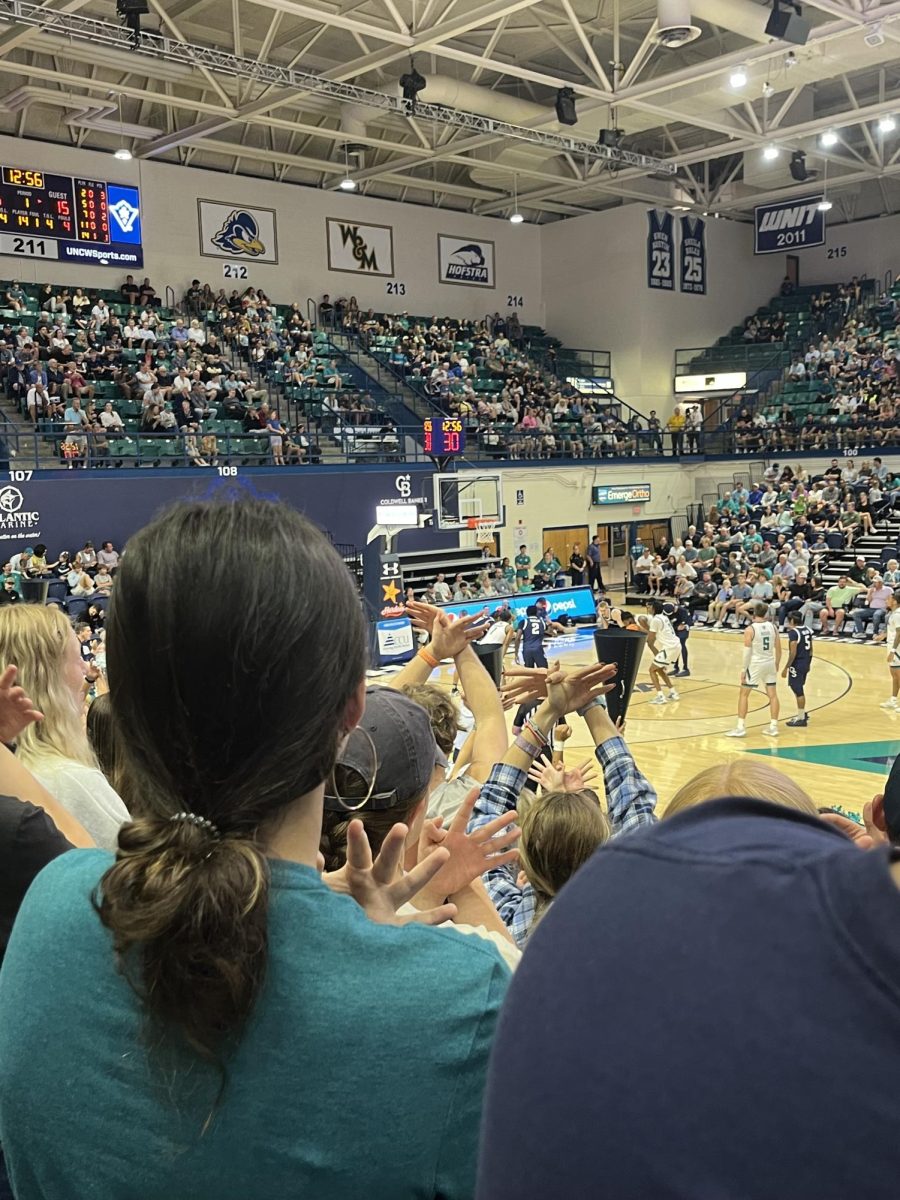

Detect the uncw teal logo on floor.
xmin=749 ymin=741 xmax=898 ymax=776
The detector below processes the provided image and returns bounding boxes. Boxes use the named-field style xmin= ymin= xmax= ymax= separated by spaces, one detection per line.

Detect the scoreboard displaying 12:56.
xmin=0 ymin=166 xmax=143 ymax=269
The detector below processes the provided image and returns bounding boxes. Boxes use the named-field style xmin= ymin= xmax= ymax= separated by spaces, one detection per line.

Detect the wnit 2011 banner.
xmin=754 ymin=196 xmax=825 ymax=254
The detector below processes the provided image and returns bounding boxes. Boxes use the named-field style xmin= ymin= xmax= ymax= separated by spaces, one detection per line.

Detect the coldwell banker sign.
xmin=438 ymin=234 xmax=495 ymax=288
xmin=754 ymin=196 xmax=826 ymax=255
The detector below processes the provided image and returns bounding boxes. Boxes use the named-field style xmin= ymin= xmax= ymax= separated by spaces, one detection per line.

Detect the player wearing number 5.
xmin=726 ymin=600 xmax=781 ymax=738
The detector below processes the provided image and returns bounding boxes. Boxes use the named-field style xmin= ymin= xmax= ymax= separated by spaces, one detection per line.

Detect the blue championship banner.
xmin=679 ymin=215 xmax=707 ymax=295
xmin=647 ymin=209 xmax=675 ymax=290
xmin=437 ymin=585 xmax=598 ymax=624
xmin=754 ymin=196 xmax=825 ymax=255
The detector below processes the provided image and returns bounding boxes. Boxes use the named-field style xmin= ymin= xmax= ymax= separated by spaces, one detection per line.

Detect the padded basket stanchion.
xmin=19 ymin=578 xmax=49 ymax=605
xmin=473 ymin=641 xmax=504 ymax=688
xmin=593 ymin=628 xmax=647 ymax=724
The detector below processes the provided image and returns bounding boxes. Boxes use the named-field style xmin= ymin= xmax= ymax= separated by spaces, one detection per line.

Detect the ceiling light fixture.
xmin=785 ymin=51 xmax=797 ymax=68
xmin=509 ymin=175 xmax=524 ymax=224
xmin=820 ymin=129 xmax=839 ymax=147
xmin=338 ymin=143 xmax=357 ymax=190
xmin=878 ymin=115 xmax=897 ymax=134
xmin=113 ymin=93 xmax=131 ymax=160
xmin=729 ymin=64 xmax=748 ymax=89
xmin=763 ymin=145 xmax=780 ymax=160
xmin=762 ymin=81 xmax=774 ymax=99
xmin=817 ymin=197 xmax=833 ymax=211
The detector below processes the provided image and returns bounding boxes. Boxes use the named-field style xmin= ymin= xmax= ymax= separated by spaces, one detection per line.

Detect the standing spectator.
xmin=586 ymin=535 xmax=605 ymax=592
xmin=568 ymin=545 xmax=586 ymax=586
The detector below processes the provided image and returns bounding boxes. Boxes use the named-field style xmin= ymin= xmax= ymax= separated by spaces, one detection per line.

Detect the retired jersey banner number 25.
xmin=754 ymin=196 xmax=826 ymax=255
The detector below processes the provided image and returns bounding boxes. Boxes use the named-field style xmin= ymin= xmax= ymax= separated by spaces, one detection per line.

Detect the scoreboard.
xmin=424 ymin=416 xmax=466 ymax=455
xmin=0 ymin=165 xmax=143 ymax=269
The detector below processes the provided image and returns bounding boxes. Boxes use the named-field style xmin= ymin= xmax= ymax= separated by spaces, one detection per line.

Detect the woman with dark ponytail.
xmin=0 ymin=498 xmax=509 ymax=1200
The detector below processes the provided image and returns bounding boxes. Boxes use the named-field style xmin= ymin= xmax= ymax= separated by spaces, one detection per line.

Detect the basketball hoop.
xmin=469 ymin=517 xmax=498 ymax=545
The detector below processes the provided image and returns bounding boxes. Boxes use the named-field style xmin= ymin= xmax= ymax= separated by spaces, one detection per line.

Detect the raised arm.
xmin=583 ymin=704 xmax=658 ymax=834
xmin=453 ymin=645 xmax=508 ymax=783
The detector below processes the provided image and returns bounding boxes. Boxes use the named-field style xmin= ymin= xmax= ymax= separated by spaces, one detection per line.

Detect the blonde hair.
xmin=0 ymin=605 xmax=94 ymax=768
xmin=665 ymin=760 xmax=817 ymax=819
xmin=519 ymin=790 xmax=610 ymax=925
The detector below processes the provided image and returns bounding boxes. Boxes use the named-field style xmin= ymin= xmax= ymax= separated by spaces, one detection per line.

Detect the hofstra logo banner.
xmin=326 ymin=218 xmax=394 ymax=277
xmin=754 ymin=197 xmax=826 ymax=255
xmin=438 ymin=234 xmax=495 ymax=288
xmin=198 ymin=200 xmax=278 ymax=264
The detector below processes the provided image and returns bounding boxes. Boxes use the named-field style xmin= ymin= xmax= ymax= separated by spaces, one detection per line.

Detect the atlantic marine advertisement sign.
xmin=438 ymin=234 xmax=496 ymax=288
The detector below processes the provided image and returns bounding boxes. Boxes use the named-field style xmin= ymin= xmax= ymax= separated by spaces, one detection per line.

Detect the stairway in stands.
xmin=819 ymin=514 xmax=900 ymax=587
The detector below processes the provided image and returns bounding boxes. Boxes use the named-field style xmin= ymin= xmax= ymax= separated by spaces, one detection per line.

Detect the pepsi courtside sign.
xmin=754 ymin=196 xmax=826 ymax=255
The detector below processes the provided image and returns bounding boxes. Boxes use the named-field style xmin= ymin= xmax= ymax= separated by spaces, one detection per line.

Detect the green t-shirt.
xmin=515 ymin=553 xmax=531 ymax=577
xmin=827 ymin=585 xmax=859 ymax=608
xmin=0 ymin=851 xmax=508 ymax=1200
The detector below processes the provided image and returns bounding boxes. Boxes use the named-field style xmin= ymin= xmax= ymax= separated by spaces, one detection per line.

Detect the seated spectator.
xmin=852 ymin=574 xmax=892 ymax=641
xmin=98 ymin=401 xmax=124 ymax=432
xmin=0 ymin=499 xmax=507 ymax=1200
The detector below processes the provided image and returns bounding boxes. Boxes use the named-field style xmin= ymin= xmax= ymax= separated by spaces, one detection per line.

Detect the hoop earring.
xmin=326 ymin=728 xmax=378 ymax=813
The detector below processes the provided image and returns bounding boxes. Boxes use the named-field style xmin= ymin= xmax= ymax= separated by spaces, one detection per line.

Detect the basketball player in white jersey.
xmin=726 ymin=600 xmax=780 ymax=737
xmin=639 ymin=598 xmax=681 ymax=705
xmin=880 ymin=590 xmax=900 ymax=709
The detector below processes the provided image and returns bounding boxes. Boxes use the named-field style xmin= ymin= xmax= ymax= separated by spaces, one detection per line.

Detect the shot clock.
xmin=0 ymin=165 xmax=143 ymax=268
xmin=424 ymin=416 xmax=466 ymax=455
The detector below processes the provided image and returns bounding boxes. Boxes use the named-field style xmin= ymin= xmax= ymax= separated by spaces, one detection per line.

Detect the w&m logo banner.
xmin=326 ymin=218 xmax=394 ymax=276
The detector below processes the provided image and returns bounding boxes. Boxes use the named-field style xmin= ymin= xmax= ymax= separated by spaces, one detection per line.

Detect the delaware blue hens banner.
xmin=754 ymin=196 xmax=825 ymax=254
xmin=646 ymin=210 xmax=674 ymax=290
xmin=679 ymin=215 xmax=707 ymax=295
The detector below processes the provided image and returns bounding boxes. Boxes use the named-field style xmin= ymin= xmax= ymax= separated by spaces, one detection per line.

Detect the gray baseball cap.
xmin=323 ymin=686 xmax=446 ymax=813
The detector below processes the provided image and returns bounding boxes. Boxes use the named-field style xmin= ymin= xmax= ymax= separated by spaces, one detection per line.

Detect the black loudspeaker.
xmin=593 ymin=628 xmax=647 ymax=724
xmin=473 ymin=641 xmax=504 ymax=688
xmin=765 ymin=8 xmax=811 ymax=45
xmin=789 ymin=151 xmax=809 ymax=182
xmin=117 ymin=0 xmax=150 ymax=13
xmin=555 ymin=87 xmax=577 ymax=127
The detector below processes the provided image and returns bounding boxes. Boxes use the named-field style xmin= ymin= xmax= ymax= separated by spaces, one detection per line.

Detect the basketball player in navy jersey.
xmin=513 ymin=604 xmax=566 ymax=669
xmin=783 ymin=610 xmax=813 ymax=727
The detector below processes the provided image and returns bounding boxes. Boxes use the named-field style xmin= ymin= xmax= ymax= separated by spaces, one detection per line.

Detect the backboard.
xmin=433 ymin=473 xmax=504 ymax=531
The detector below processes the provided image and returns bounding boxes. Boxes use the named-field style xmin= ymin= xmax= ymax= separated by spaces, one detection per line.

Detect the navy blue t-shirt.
xmin=478 ymin=798 xmax=900 ymax=1200
xmin=788 ymin=624 xmax=813 ymax=671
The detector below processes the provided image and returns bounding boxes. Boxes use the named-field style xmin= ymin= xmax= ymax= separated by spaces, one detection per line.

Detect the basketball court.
xmin=376 ymin=614 xmax=889 ymax=818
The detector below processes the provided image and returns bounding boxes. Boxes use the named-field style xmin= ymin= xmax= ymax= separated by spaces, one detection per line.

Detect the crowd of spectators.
xmin=732 ymin=283 xmax=899 ymax=454
xmin=0 ymin=495 xmax=899 ymax=1200
xmin=630 ymin=457 xmax=899 ymax=640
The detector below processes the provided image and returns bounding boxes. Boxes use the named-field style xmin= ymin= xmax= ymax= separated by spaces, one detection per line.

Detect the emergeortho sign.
xmin=592 ymin=484 xmax=651 ymax=505
xmin=754 ymin=197 xmax=826 ymax=254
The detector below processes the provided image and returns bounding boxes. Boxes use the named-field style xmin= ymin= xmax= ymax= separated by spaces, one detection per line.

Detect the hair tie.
xmin=169 ymin=812 xmax=221 ymax=840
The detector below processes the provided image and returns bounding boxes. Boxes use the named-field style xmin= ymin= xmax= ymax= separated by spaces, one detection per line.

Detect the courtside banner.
xmin=375 ymin=616 xmax=415 ymax=666
xmin=646 ymin=209 xmax=675 ymax=290
xmin=436 ymin=585 xmax=597 ymax=624
xmin=754 ymin=196 xmax=825 ymax=254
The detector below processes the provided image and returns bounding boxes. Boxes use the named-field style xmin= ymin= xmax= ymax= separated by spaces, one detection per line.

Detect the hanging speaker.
xmin=765 ymin=8 xmax=811 ymax=45
xmin=555 ymin=88 xmax=577 ymax=127
xmin=593 ymin=628 xmax=647 ymax=724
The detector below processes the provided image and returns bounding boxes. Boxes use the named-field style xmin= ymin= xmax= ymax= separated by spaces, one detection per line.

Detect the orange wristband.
xmin=418 ymin=647 xmax=439 ymax=668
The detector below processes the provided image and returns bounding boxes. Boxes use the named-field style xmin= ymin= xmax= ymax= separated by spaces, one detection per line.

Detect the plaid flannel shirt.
xmin=469 ymin=736 xmax=658 ymax=948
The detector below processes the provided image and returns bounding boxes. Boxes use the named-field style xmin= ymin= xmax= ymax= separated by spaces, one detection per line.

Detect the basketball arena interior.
xmin=0 ymin=0 xmax=898 ymax=1196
